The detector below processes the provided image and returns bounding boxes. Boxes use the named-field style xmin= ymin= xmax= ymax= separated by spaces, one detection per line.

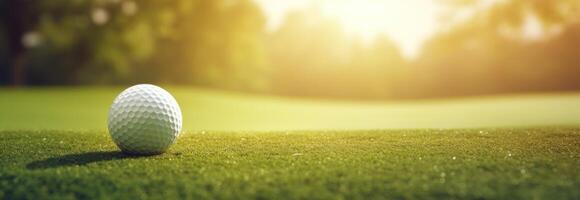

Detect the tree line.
xmin=1 ymin=0 xmax=579 ymax=99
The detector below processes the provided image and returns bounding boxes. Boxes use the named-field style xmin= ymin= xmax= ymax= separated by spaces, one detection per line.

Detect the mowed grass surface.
xmin=0 ymin=88 xmax=579 ymax=199
xmin=0 ymin=87 xmax=580 ymax=131
xmin=0 ymin=129 xmax=579 ymax=199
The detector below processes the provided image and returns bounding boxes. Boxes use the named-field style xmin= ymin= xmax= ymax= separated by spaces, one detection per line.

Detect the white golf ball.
xmin=108 ymin=84 xmax=182 ymax=155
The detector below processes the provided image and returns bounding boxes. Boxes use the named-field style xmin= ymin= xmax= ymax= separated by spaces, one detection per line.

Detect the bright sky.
xmin=255 ymin=0 xmax=505 ymax=58
xmin=255 ymin=0 xmax=443 ymax=58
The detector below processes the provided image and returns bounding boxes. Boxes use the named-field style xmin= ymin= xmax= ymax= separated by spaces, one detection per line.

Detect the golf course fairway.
xmin=0 ymin=88 xmax=578 ymax=199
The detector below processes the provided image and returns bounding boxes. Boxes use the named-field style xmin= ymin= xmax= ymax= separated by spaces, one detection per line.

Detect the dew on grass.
xmin=452 ymin=156 xmax=456 ymax=160
xmin=292 ymin=153 xmax=303 ymax=156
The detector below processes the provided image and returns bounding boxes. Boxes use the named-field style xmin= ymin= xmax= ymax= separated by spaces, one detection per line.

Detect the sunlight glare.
xmin=319 ymin=1 xmax=440 ymax=58
xmin=256 ymin=0 xmax=441 ymax=58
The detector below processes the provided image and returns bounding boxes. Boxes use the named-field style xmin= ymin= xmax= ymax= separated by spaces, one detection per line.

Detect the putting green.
xmin=0 ymin=87 xmax=579 ymax=131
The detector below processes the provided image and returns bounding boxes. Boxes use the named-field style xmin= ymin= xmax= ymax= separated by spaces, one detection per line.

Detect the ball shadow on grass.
xmin=26 ymin=151 xmax=140 ymax=170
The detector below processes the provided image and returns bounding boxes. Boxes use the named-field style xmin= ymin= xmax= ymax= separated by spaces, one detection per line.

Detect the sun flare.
xmin=256 ymin=0 xmax=442 ymax=58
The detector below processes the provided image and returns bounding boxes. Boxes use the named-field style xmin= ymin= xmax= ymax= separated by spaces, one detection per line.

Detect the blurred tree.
xmin=347 ymin=35 xmax=407 ymax=98
xmin=0 ymin=0 xmax=168 ymax=85
xmin=0 ymin=9 xmax=8 ymax=85
xmin=268 ymin=10 xmax=350 ymax=97
xmin=0 ymin=0 xmax=268 ymax=89
xmin=0 ymin=0 xmax=38 ymax=85
xmin=148 ymin=0 xmax=268 ymax=91
xmin=447 ymin=0 xmax=580 ymax=27
xmin=2 ymin=0 xmax=578 ymax=99
xmin=35 ymin=0 xmax=185 ymax=84
xmin=268 ymin=10 xmax=407 ymax=99
xmin=413 ymin=0 xmax=580 ymax=97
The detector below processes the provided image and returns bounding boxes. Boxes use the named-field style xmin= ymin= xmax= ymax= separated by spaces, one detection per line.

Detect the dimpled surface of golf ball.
xmin=108 ymin=84 xmax=182 ymax=155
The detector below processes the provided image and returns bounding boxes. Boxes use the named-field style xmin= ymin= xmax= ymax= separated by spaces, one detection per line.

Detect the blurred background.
xmin=1 ymin=0 xmax=580 ymax=99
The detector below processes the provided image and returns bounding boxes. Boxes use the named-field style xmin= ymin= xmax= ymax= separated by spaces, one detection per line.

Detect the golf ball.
xmin=108 ymin=84 xmax=182 ymax=155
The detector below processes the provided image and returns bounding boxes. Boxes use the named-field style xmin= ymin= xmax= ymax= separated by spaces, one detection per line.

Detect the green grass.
xmin=1 ymin=87 xmax=579 ymax=199
xmin=1 ymin=129 xmax=579 ymax=199
xmin=0 ymin=87 xmax=579 ymax=130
